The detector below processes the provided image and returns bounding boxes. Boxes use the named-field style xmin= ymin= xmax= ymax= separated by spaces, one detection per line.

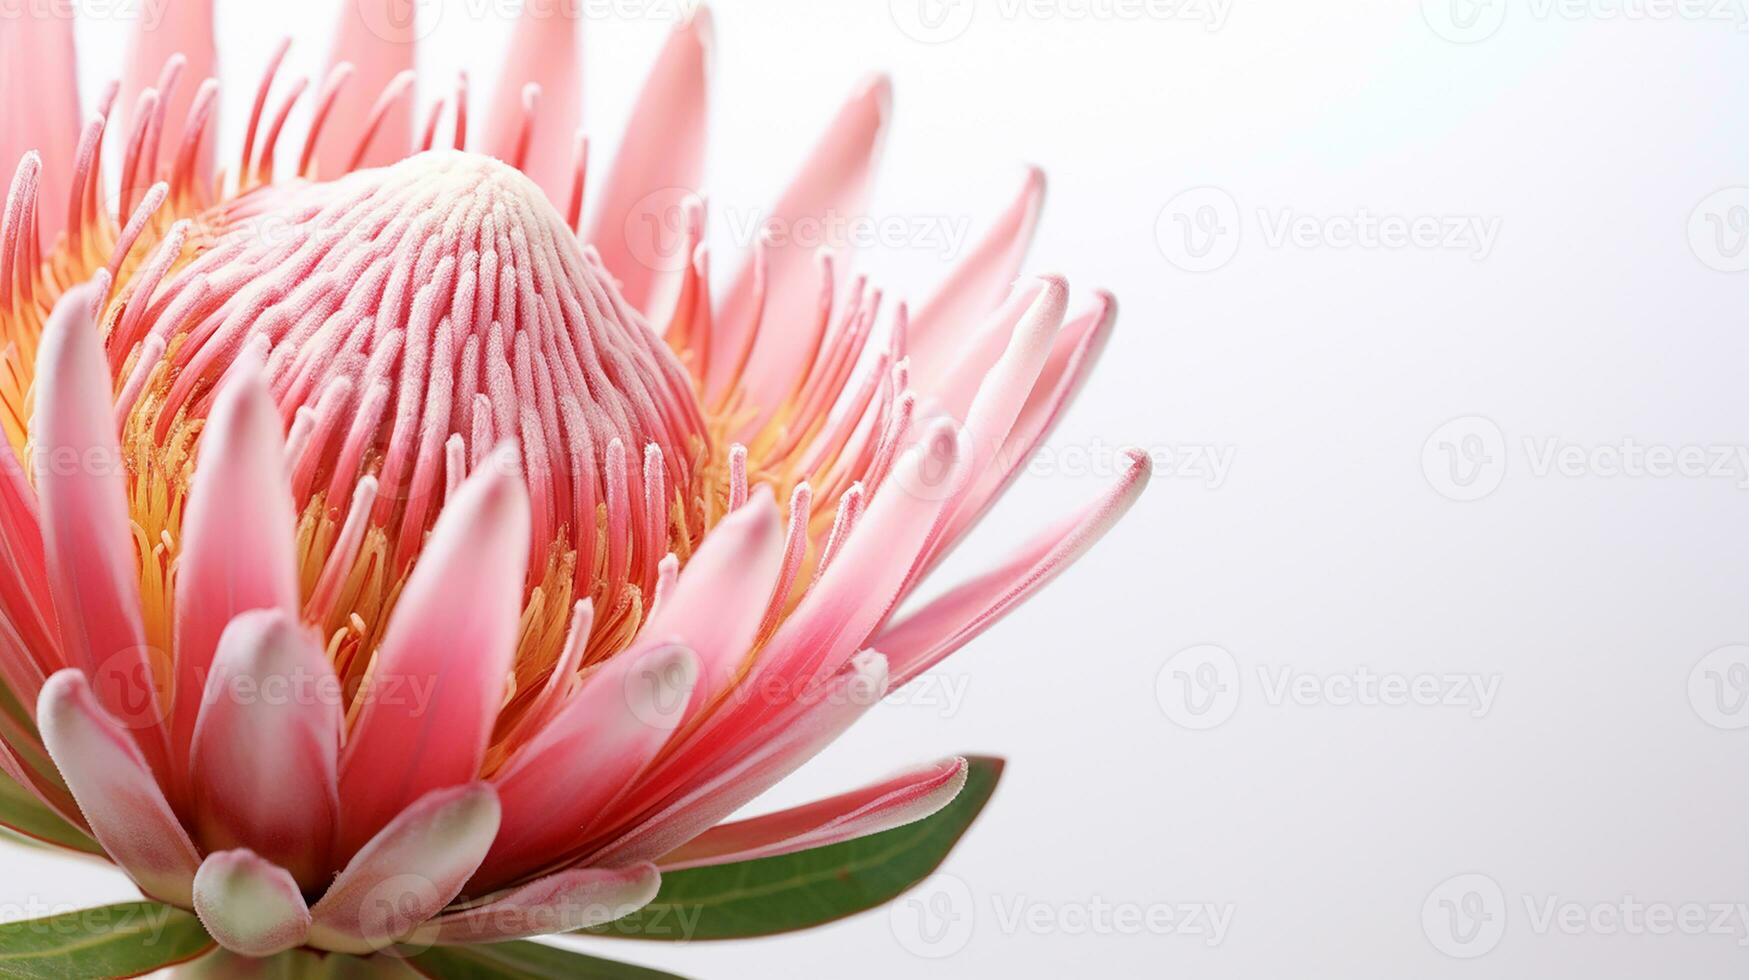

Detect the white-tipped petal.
xmin=192 ymin=850 xmax=312 ymax=958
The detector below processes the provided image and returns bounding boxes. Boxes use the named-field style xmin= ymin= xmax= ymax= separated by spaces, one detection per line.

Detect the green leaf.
xmin=178 ymin=948 xmax=424 ymax=979
xmin=0 ymin=770 xmax=101 ymax=856
xmin=0 ymin=902 xmax=214 ymax=979
xmin=405 ymin=941 xmax=689 ymax=979
xmin=585 ymin=755 xmax=1004 ymax=941
xmin=0 ymin=679 xmax=97 ymax=856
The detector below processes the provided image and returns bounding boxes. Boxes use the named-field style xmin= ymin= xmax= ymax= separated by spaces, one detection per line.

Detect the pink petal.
xmin=336 ymin=449 xmax=529 ymax=856
xmin=929 ymin=291 xmax=1117 ymax=566
xmin=595 ymin=423 xmax=966 ymax=837
xmin=187 ymin=611 xmax=340 ymax=892
xmin=121 ymin=0 xmax=215 ymax=178
xmin=588 ymin=651 xmax=889 ymax=869
xmin=192 ymin=850 xmax=311 ymax=958
xmin=479 ymin=645 xmax=697 ymax=889
xmin=907 ymin=167 xmax=1047 ymax=380
xmin=36 ymin=669 xmax=200 ymax=906
xmin=752 ymin=418 xmax=968 ymax=692
xmin=0 ymin=446 xmax=58 ymax=704
xmin=884 ymin=448 xmax=1151 ymax=688
xmin=307 ymin=783 xmax=500 ymax=955
xmin=430 ymin=864 xmax=660 ymax=944
xmin=320 ymin=0 xmax=417 ymax=172
xmin=957 ymin=275 xmax=1068 ymax=458
xmin=709 ymin=75 xmax=892 ymax=402
xmin=588 ymin=9 xmax=711 ymax=318
xmin=34 ymin=284 xmax=166 ymax=749
xmin=923 ymin=274 xmax=1066 ymax=435
xmin=0 ymin=8 xmax=79 ymax=243
xmin=171 ymin=360 xmax=301 ymax=783
xmin=636 ymin=487 xmax=782 ymax=717
xmin=657 ymin=757 xmax=966 ymax=871
xmin=912 ymin=276 xmax=1069 ymax=579
xmin=484 ymin=0 xmax=584 ymax=201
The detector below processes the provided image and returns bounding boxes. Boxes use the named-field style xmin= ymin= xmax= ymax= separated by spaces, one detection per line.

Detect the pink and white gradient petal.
xmin=36 ymin=670 xmax=200 ymax=906
xmin=907 ymin=167 xmax=1048 ymax=380
xmin=0 ymin=12 xmax=79 ymax=243
xmin=191 ymin=849 xmax=312 ymax=958
xmin=33 ymin=283 xmax=166 ymax=762
xmin=589 ymin=10 xmax=712 ymax=319
xmin=636 ymin=486 xmax=784 ymax=716
xmin=484 ymin=0 xmax=584 ymax=201
xmin=307 ymin=783 xmax=501 ymax=955
xmin=482 ymin=644 xmax=698 ymax=889
xmin=431 ymin=863 xmax=661 ymax=944
xmin=711 ymin=75 xmax=892 ymax=403
xmin=187 ymin=611 xmax=340 ymax=891
xmin=657 ymin=757 xmax=968 ymax=871
xmin=336 ymin=449 xmax=530 ymax=855
xmin=171 ymin=359 xmax=302 ymax=784
xmin=884 ymin=448 xmax=1153 ymax=689
xmin=320 ymin=0 xmax=418 ymax=173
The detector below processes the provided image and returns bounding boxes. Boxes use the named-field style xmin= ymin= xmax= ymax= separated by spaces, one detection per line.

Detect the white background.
xmin=4 ymin=0 xmax=1747 ymax=977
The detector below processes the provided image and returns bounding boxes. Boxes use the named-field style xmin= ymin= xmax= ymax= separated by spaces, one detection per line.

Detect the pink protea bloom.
xmin=0 ymin=0 xmax=1150 ymax=965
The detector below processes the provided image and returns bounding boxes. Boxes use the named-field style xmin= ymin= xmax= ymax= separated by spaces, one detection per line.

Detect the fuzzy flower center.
xmin=100 ymin=150 xmax=709 ymax=725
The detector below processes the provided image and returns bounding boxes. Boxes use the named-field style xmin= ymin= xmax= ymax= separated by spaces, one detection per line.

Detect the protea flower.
xmin=0 ymin=1 xmax=1149 ymax=975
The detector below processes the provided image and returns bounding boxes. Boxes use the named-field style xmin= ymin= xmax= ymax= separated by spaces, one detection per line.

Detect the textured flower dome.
xmin=0 ymin=0 xmax=1149 ymax=961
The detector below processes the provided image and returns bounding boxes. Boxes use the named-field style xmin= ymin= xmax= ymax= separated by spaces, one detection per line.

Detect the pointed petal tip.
xmin=1006 ymin=165 xmax=1047 ymax=219
xmin=1116 ymin=446 xmax=1155 ymax=485
xmin=42 ymin=277 xmax=101 ymax=329
xmin=890 ymin=754 xmax=971 ymax=824
xmin=1030 ymin=272 xmax=1071 ymax=297
xmin=457 ymin=443 xmax=533 ymax=535
xmin=654 ymin=756 xmax=972 ymax=872
xmin=210 ymin=351 xmax=273 ymax=419
xmin=859 ymin=72 xmax=895 ymax=117
xmin=722 ymin=483 xmax=782 ymax=539
xmin=679 ymin=3 xmax=715 ymax=46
